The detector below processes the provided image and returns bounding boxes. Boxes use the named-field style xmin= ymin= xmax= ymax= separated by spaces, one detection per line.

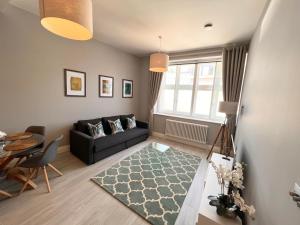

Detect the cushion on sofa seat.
xmin=120 ymin=114 xmax=134 ymax=129
xmin=123 ymin=127 xmax=148 ymax=140
xmin=94 ymin=131 xmax=127 ymax=152
xmin=102 ymin=116 xmax=121 ymax=134
xmin=77 ymin=118 xmax=102 ymax=134
xmin=94 ymin=128 xmax=149 ymax=152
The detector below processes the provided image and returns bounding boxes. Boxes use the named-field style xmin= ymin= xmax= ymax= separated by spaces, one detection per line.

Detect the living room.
xmin=0 ymin=0 xmax=299 ymax=225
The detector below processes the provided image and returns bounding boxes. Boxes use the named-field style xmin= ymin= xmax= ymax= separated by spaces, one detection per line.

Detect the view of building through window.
xmin=157 ymin=61 xmax=225 ymax=122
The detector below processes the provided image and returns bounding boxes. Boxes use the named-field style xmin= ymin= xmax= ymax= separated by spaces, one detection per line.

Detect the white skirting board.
xmin=152 ymin=131 xmax=220 ymax=152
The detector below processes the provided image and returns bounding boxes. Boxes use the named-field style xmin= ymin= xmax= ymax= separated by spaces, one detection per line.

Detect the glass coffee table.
xmin=151 ymin=142 xmax=170 ymax=153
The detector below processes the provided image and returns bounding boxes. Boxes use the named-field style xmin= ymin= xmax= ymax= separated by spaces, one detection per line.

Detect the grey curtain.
xmin=222 ymin=44 xmax=248 ymax=145
xmin=148 ymin=72 xmax=163 ymax=132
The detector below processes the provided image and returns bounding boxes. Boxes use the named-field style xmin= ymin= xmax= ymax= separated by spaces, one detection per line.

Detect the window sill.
xmin=153 ymin=112 xmax=223 ymax=125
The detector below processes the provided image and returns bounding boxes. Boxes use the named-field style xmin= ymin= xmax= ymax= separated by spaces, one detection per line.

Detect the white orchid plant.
xmin=209 ymin=160 xmax=256 ymax=219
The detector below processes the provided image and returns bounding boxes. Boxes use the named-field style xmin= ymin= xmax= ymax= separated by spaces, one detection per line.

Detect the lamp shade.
xmin=218 ymin=101 xmax=238 ymax=115
xmin=39 ymin=0 xmax=93 ymax=41
xmin=149 ymin=53 xmax=169 ymax=72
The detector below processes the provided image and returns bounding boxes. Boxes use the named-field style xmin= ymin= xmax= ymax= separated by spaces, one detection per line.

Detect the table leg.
xmin=7 ymin=168 xmax=38 ymax=190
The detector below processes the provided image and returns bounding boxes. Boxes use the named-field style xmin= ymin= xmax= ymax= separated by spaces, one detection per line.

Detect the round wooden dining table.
xmin=0 ymin=132 xmax=45 ymax=195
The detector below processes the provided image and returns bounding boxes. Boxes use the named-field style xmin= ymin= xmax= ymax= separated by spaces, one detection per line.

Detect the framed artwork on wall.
xmin=64 ymin=69 xmax=86 ymax=97
xmin=99 ymin=75 xmax=114 ymax=97
xmin=122 ymin=79 xmax=133 ymax=98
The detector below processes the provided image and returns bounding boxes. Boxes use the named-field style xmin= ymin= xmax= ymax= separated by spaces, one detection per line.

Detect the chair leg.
xmin=42 ymin=166 xmax=51 ymax=193
xmin=33 ymin=168 xmax=40 ymax=179
xmin=0 ymin=190 xmax=12 ymax=198
xmin=48 ymin=164 xmax=63 ymax=176
xmin=19 ymin=168 xmax=36 ymax=194
xmin=14 ymin=157 xmax=23 ymax=168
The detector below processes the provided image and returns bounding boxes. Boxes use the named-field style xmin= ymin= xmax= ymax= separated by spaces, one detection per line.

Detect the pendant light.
xmin=39 ymin=0 xmax=93 ymax=41
xmin=149 ymin=36 xmax=169 ymax=72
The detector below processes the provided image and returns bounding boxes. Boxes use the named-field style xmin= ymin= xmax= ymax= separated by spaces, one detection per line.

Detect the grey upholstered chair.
xmin=14 ymin=126 xmax=46 ymax=167
xmin=19 ymin=135 xmax=63 ymax=193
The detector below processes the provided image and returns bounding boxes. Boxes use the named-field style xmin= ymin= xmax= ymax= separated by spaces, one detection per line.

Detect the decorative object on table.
xmin=99 ymin=75 xmax=114 ymax=97
xmin=0 ymin=131 xmax=7 ymax=151
xmin=0 ymin=131 xmax=7 ymax=140
xmin=289 ymin=182 xmax=300 ymax=208
xmin=149 ymin=36 xmax=169 ymax=72
xmin=5 ymin=132 xmax=32 ymax=141
xmin=64 ymin=69 xmax=86 ymax=97
xmin=122 ymin=79 xmax=133 ymax=98
xmin=91 ymin=143 xmax=201 ymax=225
xmin=208 ymin=160 xmax=255 ymax=222
xmin=207 ymin=101 xmax=238 ymax=160
xmin=39 ymin=0 xmax=93 ymax=41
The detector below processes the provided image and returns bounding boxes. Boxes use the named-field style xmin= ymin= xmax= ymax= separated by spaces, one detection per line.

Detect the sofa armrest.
xmin=70 ymin=129 xmax=94 ymax=165
xmin=136 ymin=120 xmax=149 ymax=129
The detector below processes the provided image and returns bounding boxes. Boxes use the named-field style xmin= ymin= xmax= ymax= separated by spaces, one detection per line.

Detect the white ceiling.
xmin=10 ymin=0 xmax=268 ymax=56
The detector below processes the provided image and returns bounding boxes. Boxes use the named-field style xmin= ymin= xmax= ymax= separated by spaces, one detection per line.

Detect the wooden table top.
xmin=5 ymin=132 xmax=33 ymax=141
xmin=0 ymin=133 xmax=44 ymax=159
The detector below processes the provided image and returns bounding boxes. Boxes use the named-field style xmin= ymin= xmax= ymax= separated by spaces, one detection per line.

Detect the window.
xmin=157 ymin=61 xmax=225 ymax=122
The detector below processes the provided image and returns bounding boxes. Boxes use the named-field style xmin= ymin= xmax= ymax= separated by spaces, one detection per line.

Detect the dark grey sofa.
xmin=70 ymin=114 xmax=149 ymax=165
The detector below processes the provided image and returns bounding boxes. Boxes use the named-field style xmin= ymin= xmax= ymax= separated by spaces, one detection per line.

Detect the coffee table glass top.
xmin=151 ymin=142 xmax=170 ymax=153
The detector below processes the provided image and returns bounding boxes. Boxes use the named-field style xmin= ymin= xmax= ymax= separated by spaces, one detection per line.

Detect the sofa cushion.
xmin=94 ymin=132 xmax=127 ymax=152
xmin=94 ymin=128 xmax=149 ymax=152
xmin=123 ymin=127 xmax=149 ymax=140
xmin=102 ymin=115 xmax=121 ymax=135
xmin=77 ymin=118 xmax=102 ymax=134
xmin=87 ymin=122 xmax=106 ymax=138
xmin=120 ymin=114 xmax=134 ymax=129
xmin=127 ymin=116 xmax=137 ymax=129
xmin=108 ymin=119 xmax=124 ymax=134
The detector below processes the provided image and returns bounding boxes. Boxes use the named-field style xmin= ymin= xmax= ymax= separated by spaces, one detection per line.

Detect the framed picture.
xmin=99 ymin=75 xmax=114 ymax=97
xmin=64 ymin=69 xmax=86 ymax=97
xmin=122 ymin=79 xmax=133 ymax=98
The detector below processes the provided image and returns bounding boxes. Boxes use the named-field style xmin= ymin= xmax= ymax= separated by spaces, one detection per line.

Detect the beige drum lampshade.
xmin=218 ymin=101 xmax=238 ymax=115
xmin=149 ymin=53 xmax=169 ymax=72
xmin=39 ymin=0 xmax=93 ymax=41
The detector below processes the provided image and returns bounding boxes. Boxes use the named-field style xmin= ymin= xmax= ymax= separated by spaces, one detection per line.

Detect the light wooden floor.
xmin=0 ymin=137 xmax=208 ymax=225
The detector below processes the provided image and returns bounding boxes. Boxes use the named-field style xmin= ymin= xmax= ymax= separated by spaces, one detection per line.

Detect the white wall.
xmin=235 ymin=0 xmax=300 ymax=224
xmin=0 ymin=6 xmax=143 ymax=145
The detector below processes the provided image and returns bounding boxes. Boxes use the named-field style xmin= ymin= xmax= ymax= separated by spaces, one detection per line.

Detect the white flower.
xmin=232 ymin=191 xmax=256 ymax=218
xmin=0 ymin=131 xmax=7 ymax=139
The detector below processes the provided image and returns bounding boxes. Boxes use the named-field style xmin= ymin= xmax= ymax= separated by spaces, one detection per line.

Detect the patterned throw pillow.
xmin=87 ymin=122 xmax=106 ymax=138
xmin=108 ymin=119 xmax=124 ymax=134
xmin=127 ymin=116 xmax=136 ymax=129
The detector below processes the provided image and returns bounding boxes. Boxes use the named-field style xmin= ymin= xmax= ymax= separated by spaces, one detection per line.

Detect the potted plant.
xmin=208 ymin=161 xmax=255 ymax=222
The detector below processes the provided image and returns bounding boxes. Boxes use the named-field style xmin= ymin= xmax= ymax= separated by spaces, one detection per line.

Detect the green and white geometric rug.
xmin=91 ymin=142 xmax=201 ymax=225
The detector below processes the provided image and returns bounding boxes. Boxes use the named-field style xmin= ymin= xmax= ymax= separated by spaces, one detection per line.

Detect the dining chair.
xmin=13 ymin=126 xmax=46 ymax=167
xmin=19 ymin=135 xmax=63 ymax=193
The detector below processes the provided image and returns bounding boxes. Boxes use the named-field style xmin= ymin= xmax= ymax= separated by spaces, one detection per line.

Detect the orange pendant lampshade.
xmin=39 ymin=0 xmax=93 ymax=41
xmin=149 ymin=36 xmax=169 ymax=72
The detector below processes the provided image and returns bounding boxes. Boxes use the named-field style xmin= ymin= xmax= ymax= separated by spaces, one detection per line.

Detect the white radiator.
xmin=165 ymin=119 xmax=208 ymax=144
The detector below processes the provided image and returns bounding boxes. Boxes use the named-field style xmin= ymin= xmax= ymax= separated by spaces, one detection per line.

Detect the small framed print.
xmin=99 ymin=75 xmax=114 ymax=98
xmin=64 ymin=69 xmax=86 ymax=97
xmin=122 ymin=79 xmax=133 ymax=98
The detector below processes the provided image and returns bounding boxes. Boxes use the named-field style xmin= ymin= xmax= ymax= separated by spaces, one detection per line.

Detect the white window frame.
xmin=156 ymin=60 xmax=225 ymax=123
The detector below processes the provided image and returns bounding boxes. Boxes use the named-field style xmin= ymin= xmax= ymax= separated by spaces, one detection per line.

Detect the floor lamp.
xmin=206 ymin=101 xmax=238 ymax=160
